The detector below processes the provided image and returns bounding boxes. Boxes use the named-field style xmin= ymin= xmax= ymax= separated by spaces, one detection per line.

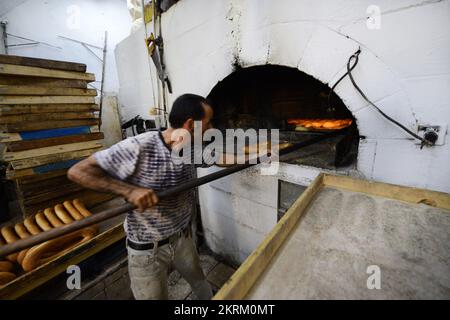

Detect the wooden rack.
xmin=0 ymin=54 xmax=113 ymax=216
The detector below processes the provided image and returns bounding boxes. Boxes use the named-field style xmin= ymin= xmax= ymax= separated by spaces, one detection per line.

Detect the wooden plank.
xmin=0 ymin=54 xmax=86 ymax=72
xmin=0 ymin=126 xmax=99 ymax=142
xmin=4 ymin=140 xmax=103 ymax=161
xmin=0 ymin=75 xmax=88 ymax=88
xmin=19 ymin=178 xmax=74 ymax=197
xmin=0 ymin=104 xmax=98 ymax=116
xmin=0 ymin=112 xmax=98 ymax=124
xmin=21 ymin=184 xmax=84 ymax=206
xmin=0 ymin=111 xmax=98 ymax=123
xmin=6 ymin=159 xmax=83 ymax=179
xmin=0 ymin=223 xmax=124 ymax=299
xmin=1 ymin=119 xmax=99 ymax=132
xmin=21 ymin=190 xmax=116 ymax=218
xmin=20 ymin=181 xmax=83 ymax=201
xmin=0 ymin=132 xmax=21 ymax=142
xmin=5 ymin=132 xmax=104 ymax=152
xmin=0 ymin=85 xmax=97 ymax=96
xmin=213 ymin=174 xmax=325 ymax=300
xmin=17 ymin=177 xmax=77 ymax=195
xmin=15 ymin=169 xmax=68 ymax=185
xmin=17 ymin=173 xmax=70 ymax=190
xmin=0 ymin=64 xmax=95 ymax=81
xmin=0 ymin=95 xmax=95 ymax=105
xmin=322 ymin=174 xmax=450 ymax=211
xmin=9 ymin=147 xmax=101 ymax=170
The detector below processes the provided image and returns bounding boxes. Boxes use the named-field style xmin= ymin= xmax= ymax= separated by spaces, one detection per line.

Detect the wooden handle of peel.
xmin=0 ymin=131 xmax=341 ymax=258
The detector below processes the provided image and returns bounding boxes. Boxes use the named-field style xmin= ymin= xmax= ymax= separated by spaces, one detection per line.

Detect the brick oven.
xmin=115 ymin=0 xmax=450 ymax=264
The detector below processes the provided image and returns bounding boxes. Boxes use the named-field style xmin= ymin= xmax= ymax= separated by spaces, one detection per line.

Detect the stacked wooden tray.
xmin=0 ymin=54 xmax=113 ymax=216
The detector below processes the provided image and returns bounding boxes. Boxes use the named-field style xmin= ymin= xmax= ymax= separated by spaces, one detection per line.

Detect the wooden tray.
xmin=214 ymin=173 xmax=450 ymax=300
xmin=0 ymin=198 xmax=125 ymax=299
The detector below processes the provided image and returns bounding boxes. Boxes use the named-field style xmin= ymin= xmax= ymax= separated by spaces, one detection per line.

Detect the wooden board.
xmin=21 ymin=190 xmax=116 ymax=218
xmin=0 ymin=85 xmax=97 ymax=96
xmin=0 ymin=112 xmax=98 ymax=124
xmin=5 ymin=132 xmax=104 ymax=152
xmin=4 ymin=140 xmax=103 ymax=161
xmin=9 ymin=147 xmax=101 ymax=170
xmin=20 ymin=184 xmax=85 ymax=206
xmin=16 ymin=174 xmax=72 ymax=193
xmin=0 ymin=64 xmax=95 ymax=81
xmin=14 ymin=169 xmax=68 ymax=185
xmin=0 ymin=95 xmax=95 ymax=105
xmin=0 ymin=104 xmax=98 ymax=116
xmin=213 ymin=174 xmax=450 ymax=300
xmin=0 ymin=54 xmax=87 ymax=72
xmin=0 ymin=119 xmax=99 ymax=132
xmin=6 ymin=158 xmax=84 ymax=180
xmin=322 ymin=174 xmax=450 ymax=210
xmin=0 ymin=125 xmax=99 ymax=142
xmin=0 ymin=75 xmax=88 ymax=88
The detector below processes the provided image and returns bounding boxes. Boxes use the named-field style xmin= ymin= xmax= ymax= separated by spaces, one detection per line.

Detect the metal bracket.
xmin=1 ymin=23 xmax=62 ymax=53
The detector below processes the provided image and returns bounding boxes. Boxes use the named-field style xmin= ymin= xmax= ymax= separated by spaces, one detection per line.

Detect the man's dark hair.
xmin=168 ymin=94 xmax=210 ymax=128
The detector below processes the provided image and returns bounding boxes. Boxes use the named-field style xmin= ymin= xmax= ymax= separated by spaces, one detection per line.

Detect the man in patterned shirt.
xmin=68 ymin=94 xmax=214 ymax=300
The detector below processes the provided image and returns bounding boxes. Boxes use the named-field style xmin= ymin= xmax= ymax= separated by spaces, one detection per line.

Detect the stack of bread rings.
xmin=0 ymin=199 xmax=97 ymax=286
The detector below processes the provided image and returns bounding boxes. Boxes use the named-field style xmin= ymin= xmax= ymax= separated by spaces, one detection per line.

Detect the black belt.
xmin=126 ymin=226 xmax=190 ymax=251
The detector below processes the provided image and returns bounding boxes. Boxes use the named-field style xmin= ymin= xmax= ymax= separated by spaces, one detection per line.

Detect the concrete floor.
xmin=61 ymin=244 xmax=235 ymax=300
xmin=169 ymin=247 xmax=235 ymax=300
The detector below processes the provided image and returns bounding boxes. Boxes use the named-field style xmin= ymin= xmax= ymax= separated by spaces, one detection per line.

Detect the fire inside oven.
xmin=207 ymin=65 xmax=359 ymax=169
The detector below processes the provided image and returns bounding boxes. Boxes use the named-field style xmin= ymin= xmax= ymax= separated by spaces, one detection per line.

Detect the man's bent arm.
xmin=67 ymin=156 xmax=158 ymax=212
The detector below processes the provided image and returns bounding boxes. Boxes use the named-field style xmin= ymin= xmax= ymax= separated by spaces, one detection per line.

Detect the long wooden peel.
xmin=0 ymin=131 xmax=342 ymax=258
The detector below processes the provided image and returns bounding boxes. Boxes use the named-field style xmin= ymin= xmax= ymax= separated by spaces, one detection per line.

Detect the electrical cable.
xmin=328 ymin=48 xmax=433 ymax=147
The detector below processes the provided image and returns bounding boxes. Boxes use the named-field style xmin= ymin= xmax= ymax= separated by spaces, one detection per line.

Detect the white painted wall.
xmin=159 ymin=0 xmax=450 ymax=194
xmin=116 ymin=0 xmax=450 ymax=263
xmin=0 ymin=0 xmax=132 ymax=93
xmin=115 ymin=25 xmax=159 ymax=123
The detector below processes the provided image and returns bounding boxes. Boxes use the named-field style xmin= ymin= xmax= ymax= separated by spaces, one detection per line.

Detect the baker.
xmin=68 ymin=94 xmax=215 ymax=300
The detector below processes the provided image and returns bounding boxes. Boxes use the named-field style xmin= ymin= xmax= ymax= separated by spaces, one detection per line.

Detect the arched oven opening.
xmin=207 ymin=65 xmax=360 ymax=169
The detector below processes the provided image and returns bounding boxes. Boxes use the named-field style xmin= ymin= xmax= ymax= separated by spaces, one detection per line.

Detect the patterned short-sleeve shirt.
xmin=94 ymin=131 xmax=198 ymax=243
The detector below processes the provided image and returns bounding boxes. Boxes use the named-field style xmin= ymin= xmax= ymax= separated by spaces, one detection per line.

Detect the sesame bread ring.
xmin=73 ymin=199 xmax=93 ymax=217
xmin=24 ymin=215 xmax=42 ymax=235
xmin=14 ymin=222 xmax=31 ymax=239
xmin=72 ymin=199 xmax=98 ymax=232
xmin=17 ymin=250 xmax=28 ymax=266
xmin=0 ymin=237 xmax=17 ymax=263
xmin=0 ymin=272 xmax=16 ymax=286
xmin=44 ymin=208 xmax=64 ymax=228
xmin=35 ymin=211 xmax=52 ymax=231
xmin=0 ymin=261 xmax=13 ymax=272
xmin=0 ymin=226 xmax=19 ymax=263
xmin=1 ymin=226 xmax=19 ymax=244
xmin=63 ymin=201 xmax=84 ymax=221
xmin=22 ymin=227 xmax=97 ymax=272
xmin=14 ymin=222 xmax=31 ymax=266
xmin=54 ymin=204 xmax=74 ymax=224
